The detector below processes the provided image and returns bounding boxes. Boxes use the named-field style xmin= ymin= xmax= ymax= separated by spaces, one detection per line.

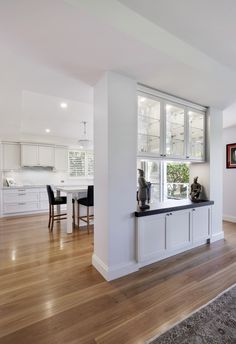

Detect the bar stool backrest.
xmin=87 ymin=185 xmax=94 ymax=206
xmin=46 ymin=185 xmax=55 ymax=205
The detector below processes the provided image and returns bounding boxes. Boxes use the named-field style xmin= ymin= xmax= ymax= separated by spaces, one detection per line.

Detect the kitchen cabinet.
xmin=21 ymin=144 xmax=54 ymax=167
xmin=136 ymin=213 xmax=166 ymax=263
xmin=2 ymin=143 xmax=20 ymax=170
xmin=192 ymin=206 xmax=210 ymax=243
xmin=187 ymin=110 xmax=205 ymax=160
xmin=165 ymin=102 xmax=186 ymax=159
xmin=38 ymin=145 xmax=54 ymax=167
xmin=138 ymin=95 xmax=161 ymax=156
xmin=136 ymin=204 xmax=211 ymax=267
xmin=21 ymin=144 xmax=38 ymax=166
xmin=166 ymin=209 xmax=191 ymax=251
xmin=137 ymin=87 xmax=206 ymax=162
xmin=54 ymin=147 xmax=68 ymax=171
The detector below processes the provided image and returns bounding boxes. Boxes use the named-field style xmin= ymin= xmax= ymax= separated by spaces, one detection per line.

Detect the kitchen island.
xmin=135 ymin=199 xmax=214 ymax=268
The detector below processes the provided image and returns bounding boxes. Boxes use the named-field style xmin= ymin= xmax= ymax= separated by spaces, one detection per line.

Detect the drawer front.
xmin=18 ymin=192 xmax=38 ymax=202
xmin=39 ymin=192 xmax=48 ymax=201
xmin=3 ymin=202 xmax=39 ymax=214
xmin=39 ymin=201 xmax=49 ymax=210
xmin=4 ymin=192 xmax=38 ymax=203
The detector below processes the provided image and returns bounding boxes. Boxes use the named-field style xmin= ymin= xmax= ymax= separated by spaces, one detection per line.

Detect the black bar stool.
xmin=46 ymin=185 xmax=75 ymax=232
xmin=77 ymin=185 xmax=94 ymax=234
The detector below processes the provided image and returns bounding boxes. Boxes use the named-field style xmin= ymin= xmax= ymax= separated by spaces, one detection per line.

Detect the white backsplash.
xmin=2 ymin=169 xmax=93 ymax=187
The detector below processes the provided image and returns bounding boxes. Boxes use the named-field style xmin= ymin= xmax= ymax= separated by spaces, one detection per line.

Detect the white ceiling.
xmin=119 ymin=0 xmax=236 ymax=71
xmin=0 ymin=0 xmax=236 ymax=131
xmin=21 ymin=91 xmax=93 ymax=140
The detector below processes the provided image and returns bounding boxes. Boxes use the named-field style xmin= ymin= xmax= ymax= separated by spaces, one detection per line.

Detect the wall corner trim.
xmin=211 ymin=231 xmax=225 ymax=243
xmin=92 ymin=254 xmax=139 ymax=281
xmin=223 ymin=215 xmax=236 ymax=223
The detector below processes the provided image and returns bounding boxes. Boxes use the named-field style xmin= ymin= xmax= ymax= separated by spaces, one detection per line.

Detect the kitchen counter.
xmin=135 ymin=199 xmax=214 ymax=217
xmin=1 ymin=184 xmax=87 ymax=190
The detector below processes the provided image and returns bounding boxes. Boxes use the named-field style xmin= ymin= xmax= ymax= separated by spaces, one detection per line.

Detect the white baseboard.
xmin=211 ymin=231 xmax=225 ymax=242
xmin=92 ymin=254 xmax=139 ymax=281
xmin=223 ymin=215 xmax=236 ymax=223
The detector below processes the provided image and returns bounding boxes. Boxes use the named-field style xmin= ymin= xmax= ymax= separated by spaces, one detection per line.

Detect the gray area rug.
xmin=149 ymin=284 xmax=236 ymax=344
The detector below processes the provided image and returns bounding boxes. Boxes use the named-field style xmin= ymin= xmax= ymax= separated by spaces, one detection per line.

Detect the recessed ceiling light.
xmin=139 ymin=97 xmax=146 ymax=103
xmin=60 ymin=102 xmax=68 ymax=109
xmin=45 ymin=128 xmax=51 ymax=133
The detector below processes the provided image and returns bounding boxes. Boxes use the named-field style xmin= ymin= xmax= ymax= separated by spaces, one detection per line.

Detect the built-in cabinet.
xmin=2 ymin=187 xmax=48 ymax=214
xmin=136 ymin=205 xmax=211 ymax=266
xmin=137 ymin=87 xmax=206 ymax=161
xmin=0 ymin=142 xmax=68 ymax=171
xmin=21 ymin=144 xmax=54 ymax=167
xmin=2 ymin=143 xmax=21 ymax=170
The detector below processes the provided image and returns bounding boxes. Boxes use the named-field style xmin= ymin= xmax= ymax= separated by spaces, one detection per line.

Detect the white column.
xmin=190 ymin=107 xmax=223 ymax=242
xmin=208 ymin=108 xmax=224 ymax=241
xmin=93 ymin=71 xmax=138 ymax=281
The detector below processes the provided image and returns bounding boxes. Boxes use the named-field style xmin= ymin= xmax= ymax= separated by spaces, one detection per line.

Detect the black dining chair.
xmin=46 ymin=185 xmax=75 ymax=231
xmin=77 ymin=185 xmax=94 ymax=234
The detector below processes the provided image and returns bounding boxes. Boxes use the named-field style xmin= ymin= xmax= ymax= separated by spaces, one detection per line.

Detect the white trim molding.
xmin=92 ymin=254 xmax=139 ymax=281
xmin=211 ymin=231 xmax=225 ymax=242
xmin=223 ymin=215 xmax=236 ymax=223
xmin=138 ymin=84 xmax=207 ymax=112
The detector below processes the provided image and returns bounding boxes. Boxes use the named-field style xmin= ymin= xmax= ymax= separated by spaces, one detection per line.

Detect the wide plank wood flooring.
xmin=0 ymin=215 xmax=236 ymax=344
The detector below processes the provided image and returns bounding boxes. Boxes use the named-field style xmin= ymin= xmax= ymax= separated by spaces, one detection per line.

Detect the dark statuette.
xmin=190 ymin=176 xmax=202 ymax=202
xmin=138 ymin=169 xmax=150 ymax=210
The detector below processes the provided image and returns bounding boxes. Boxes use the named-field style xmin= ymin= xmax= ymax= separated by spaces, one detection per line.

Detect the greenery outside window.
xmin=137 ymin=159 xmax=190 ymax=203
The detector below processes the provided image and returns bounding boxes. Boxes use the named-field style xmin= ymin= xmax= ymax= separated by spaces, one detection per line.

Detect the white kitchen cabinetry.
xmin=21 ymin=144 xmax=38 ymax=166
xmin=137 ymin=87 xmax=206 ymax=162
xmin=136 ymin=205 xmax=211 ymax=267
xmin=21 ymin=144 xmax=54 ymax=167
xmin=38 ymin=145 xmax=54 ymax=167
xmin=2 ymin=187 xmax=49 ymax=215
xmin=187 ymin=110 xmax=205 ymax=161
xmin=136 ymin=214 xmax=166 ymax=263
xmin=166 ymin=210 xmax=191 ymax=251
xmin=192 ymin=206 xmax=210 ymax=243
xmin=2 ymin=143 xmax=20 ymax=170
xmin=54 ymin=147 xmax=68 ymax=171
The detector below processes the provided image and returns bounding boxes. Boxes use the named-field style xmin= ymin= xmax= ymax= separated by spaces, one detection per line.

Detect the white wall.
xmin=223 ymin=125 xmax=236 ymax=222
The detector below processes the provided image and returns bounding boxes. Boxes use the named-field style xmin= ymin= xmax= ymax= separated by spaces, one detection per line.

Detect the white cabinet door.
xmin=2 ymin=143 xmax=20 ymax=170
xmin=136 ymin=214 xmax=166 ymax=263
xmin=187 ymin=110 xmax=205 ymax=161
xmin=38 ymin=145 xmax=54 ymax=167
xmin=21 ymin=144 xmax=38 ymax=166
xmin=166 ymin=209 xmax=191 ymax=251
xmin=54 ymin=147 xmax=68 ymax=171
xmin=192 ymin=206 xmax=210 ymax=243
xmin=165 ymin=102 xmax=186 ymax=159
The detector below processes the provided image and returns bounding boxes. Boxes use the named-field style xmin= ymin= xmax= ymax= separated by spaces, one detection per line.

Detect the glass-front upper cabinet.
xmin=138 ymin=95 xmax=161 ymax=156
xmin=187 ymin=110 xmax=205 ymax=160
xmin=165 ymin=103 xmax=186 ymax=158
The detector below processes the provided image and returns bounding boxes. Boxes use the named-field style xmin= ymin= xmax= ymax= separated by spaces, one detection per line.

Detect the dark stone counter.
xmin=135 ymin=199 xmax=214 ymax=217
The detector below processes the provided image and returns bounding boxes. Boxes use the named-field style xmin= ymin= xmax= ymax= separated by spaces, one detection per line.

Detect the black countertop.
xmin=135 ymin=199 xmax=214 ymax=217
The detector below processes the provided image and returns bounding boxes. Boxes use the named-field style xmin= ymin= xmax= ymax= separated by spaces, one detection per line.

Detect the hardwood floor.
xmin=0 ymin=216 xmax=236 ymax=344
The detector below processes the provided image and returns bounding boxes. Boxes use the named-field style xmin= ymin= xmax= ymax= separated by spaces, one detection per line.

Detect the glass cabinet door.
xmin=138 ymin=95 xmax=161 ymax=155
xmin=165 ymin=103 xmax=185 ymax=158
xmin=188 ymin=110 xmax=205 ymax=160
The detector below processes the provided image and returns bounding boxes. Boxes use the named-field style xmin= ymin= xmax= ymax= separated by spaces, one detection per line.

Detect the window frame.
xmin=68 ymin=149 xmax=94 ymax=179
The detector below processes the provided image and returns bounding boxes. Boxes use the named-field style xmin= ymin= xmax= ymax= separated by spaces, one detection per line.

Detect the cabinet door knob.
xmin=170 ymin=213 xmax=172 ymax=215
xmin=192 ymin=208 xmax=196 ymax=211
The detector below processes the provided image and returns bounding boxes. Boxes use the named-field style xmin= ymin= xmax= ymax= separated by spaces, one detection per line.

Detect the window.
xmin=69 ymin=150 xmax=94 ymax=177
xmin=137 ymin=159 xmax=190 ymax=203
xmin=166 ymin=162 xmax=190 ymax=200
